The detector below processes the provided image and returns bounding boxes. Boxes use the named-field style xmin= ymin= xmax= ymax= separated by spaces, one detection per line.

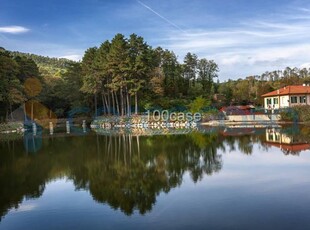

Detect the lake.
xmin=1 ymin=125 xmax=310 ymax=230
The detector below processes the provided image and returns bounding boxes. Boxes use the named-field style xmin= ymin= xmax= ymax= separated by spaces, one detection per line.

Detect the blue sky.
xmin=1 ymin=0 xmax=310 ymax=80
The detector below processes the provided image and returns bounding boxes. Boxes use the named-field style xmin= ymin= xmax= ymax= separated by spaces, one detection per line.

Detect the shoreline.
xmin=0 ymin=118 xmax=306 ymax=134
xmin=201 ymin=120 xmax=306 ymax=126
xmin=0 ymin=122 xmax=24 ymax=134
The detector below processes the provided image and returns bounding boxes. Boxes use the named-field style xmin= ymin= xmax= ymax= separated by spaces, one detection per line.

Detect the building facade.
xmin=261 ymin=85 xmax=310 ymax=110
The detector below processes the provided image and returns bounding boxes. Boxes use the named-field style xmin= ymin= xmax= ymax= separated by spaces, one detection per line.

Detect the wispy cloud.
xmin=160 ymin=5 xmax=310 ymax=79
xmin=0 ymin=26 xmax=30 ymax=34
xmin=1 ymin=0 xmax=309 ymax=80
xmin=297 ymin=7 xmax=310 ymax=13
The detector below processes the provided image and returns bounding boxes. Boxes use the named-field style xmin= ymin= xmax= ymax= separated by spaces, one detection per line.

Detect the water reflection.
xmin=0 ymin=130 xmax=223 ymax=219
xmin=0 ymin=125 xmax=309 ymax=220
xmin=264 ymin=128 xmax=310 ymax=155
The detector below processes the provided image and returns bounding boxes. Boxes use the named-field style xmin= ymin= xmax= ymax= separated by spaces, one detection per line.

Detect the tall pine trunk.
xmin=120 ymin=87 xmax=124 ymax=116
xmin=126 ymin=91 xmax=130 ymax=116
xmin=114 ymin=91 xmax=120 ymax=115
xmin=94 ymin=93 xmax=98 ymax=117
xmin=101 ymin=93 xmax=106 ymax=115
xmin=9 ymin=100 xmax=13 ymax=120
xmin=106 ymin=92 xmax=111 ymax=114
xmin=111 ymin=91 xmax=115 ymax=115
xmin=104 ymin=93 xmax=109 ymax=115
xmin=123 ymin=91 xmax=127 ymax=115
xmin=135 ymin=92 xmax=138 ymax=115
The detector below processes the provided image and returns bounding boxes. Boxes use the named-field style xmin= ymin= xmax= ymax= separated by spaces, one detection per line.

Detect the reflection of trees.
xmin=237 ymin=135 xmax=253 ymax=155
xmin=1 ymin=128 xmax=282 ymax=219
xmin=0 ymin=132 xmax=223 ymax=218
xmin=67 ymin=133 xmax=223 ymax=215
xmin=217 ymin=129 xmax=268 ymax=155
xmin=281 ymin=149 xmax=301 ymax=156
xmin=0 ymin=140 xmax=51 ymax=220
xmin=2 ymin=128 xmax=277 ymax=219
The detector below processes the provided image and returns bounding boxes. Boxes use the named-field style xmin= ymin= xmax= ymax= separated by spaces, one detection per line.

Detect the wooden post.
xmin=49 ymin=122 xmax=53 ymax=135
xmin=66 ymin=121 xmax=70 ymax=134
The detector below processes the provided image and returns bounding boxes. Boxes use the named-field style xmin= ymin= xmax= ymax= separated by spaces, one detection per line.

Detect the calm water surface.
xmin=0 ymin=126 xmax=310 ymax=229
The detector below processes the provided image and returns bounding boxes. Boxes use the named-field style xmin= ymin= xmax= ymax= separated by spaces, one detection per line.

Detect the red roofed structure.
xmin=261 ymin=85 xmax=310 ymax=110
xmin=265 ymin=142 xmax=310 ymax=155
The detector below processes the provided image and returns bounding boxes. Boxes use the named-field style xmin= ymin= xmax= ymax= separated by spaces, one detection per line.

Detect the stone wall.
xmin=227 ymin=114 xmax=281 ymax=122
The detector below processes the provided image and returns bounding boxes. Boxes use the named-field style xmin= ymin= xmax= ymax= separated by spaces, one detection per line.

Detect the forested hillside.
xmin=8 ymin=50 xmax=74 ymax=69
xmin=7 ymin=49 xmax=76 ymax=78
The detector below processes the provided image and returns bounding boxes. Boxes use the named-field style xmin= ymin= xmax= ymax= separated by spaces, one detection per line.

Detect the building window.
xmin=299 ymin=96 xmax=306 ymax=103
xmin=291 ymin=96 xmax=297 ymax=104
xmin=273 ymin=98 xmax=278 ymax=104
xmin=266 ymin=99 xmax=272 ymax=105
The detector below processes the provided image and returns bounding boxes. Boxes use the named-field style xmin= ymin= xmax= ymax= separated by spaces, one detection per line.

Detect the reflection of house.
xmin=266 ymin=129 xmax=290 ymax=143
xmin=261 ymin=85 xmax=310 ymax=110
xmin=265 ymin=128 xmax=310 ymax=155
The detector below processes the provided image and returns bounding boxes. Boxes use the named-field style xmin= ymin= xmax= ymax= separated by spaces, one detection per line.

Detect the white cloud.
xmin=300 ymin=63 xmax=310 ymax=69
xmin=160 ymin=6 xmax=310 ymax=80
xmin=13 ymin=204 xmax=37 ymax=212
xmin=0 ymin=26 xmax=30 ymax=34
xmin=58 ymin=54 xmax=82 ymax=61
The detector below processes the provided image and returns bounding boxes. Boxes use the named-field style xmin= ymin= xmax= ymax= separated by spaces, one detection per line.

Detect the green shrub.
xmin=295 ymin=105 xmax=310 ymax=122
xmin=280 ymin=109 xmax=295 ymax=121
xmin=280 ymin=105 xmax=310 ymax=122
xmin=189 ymin=96 xmax=210 ymax=114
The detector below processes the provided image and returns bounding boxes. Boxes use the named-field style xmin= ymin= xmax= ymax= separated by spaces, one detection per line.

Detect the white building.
xmin=261 ymin=85 xmax=310 ymax=110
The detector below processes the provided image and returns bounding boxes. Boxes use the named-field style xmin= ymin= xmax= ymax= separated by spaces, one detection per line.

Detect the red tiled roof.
xmin=266 ymin=142 xmax=310 ymax=152
xmin=220 ymin=105 xmax=254 ymax=111
xmin=261 ymin=85 xmax=310 ymax=97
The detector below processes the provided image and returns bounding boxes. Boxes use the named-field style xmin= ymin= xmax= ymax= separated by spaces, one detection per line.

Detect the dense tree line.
xmin=80 ymin=33 xmax=219 ymax=116
xmin=0 ymin=48 xmax=40 ymax=121
xmin=219 ymin=67 xmax=310 ymax=106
